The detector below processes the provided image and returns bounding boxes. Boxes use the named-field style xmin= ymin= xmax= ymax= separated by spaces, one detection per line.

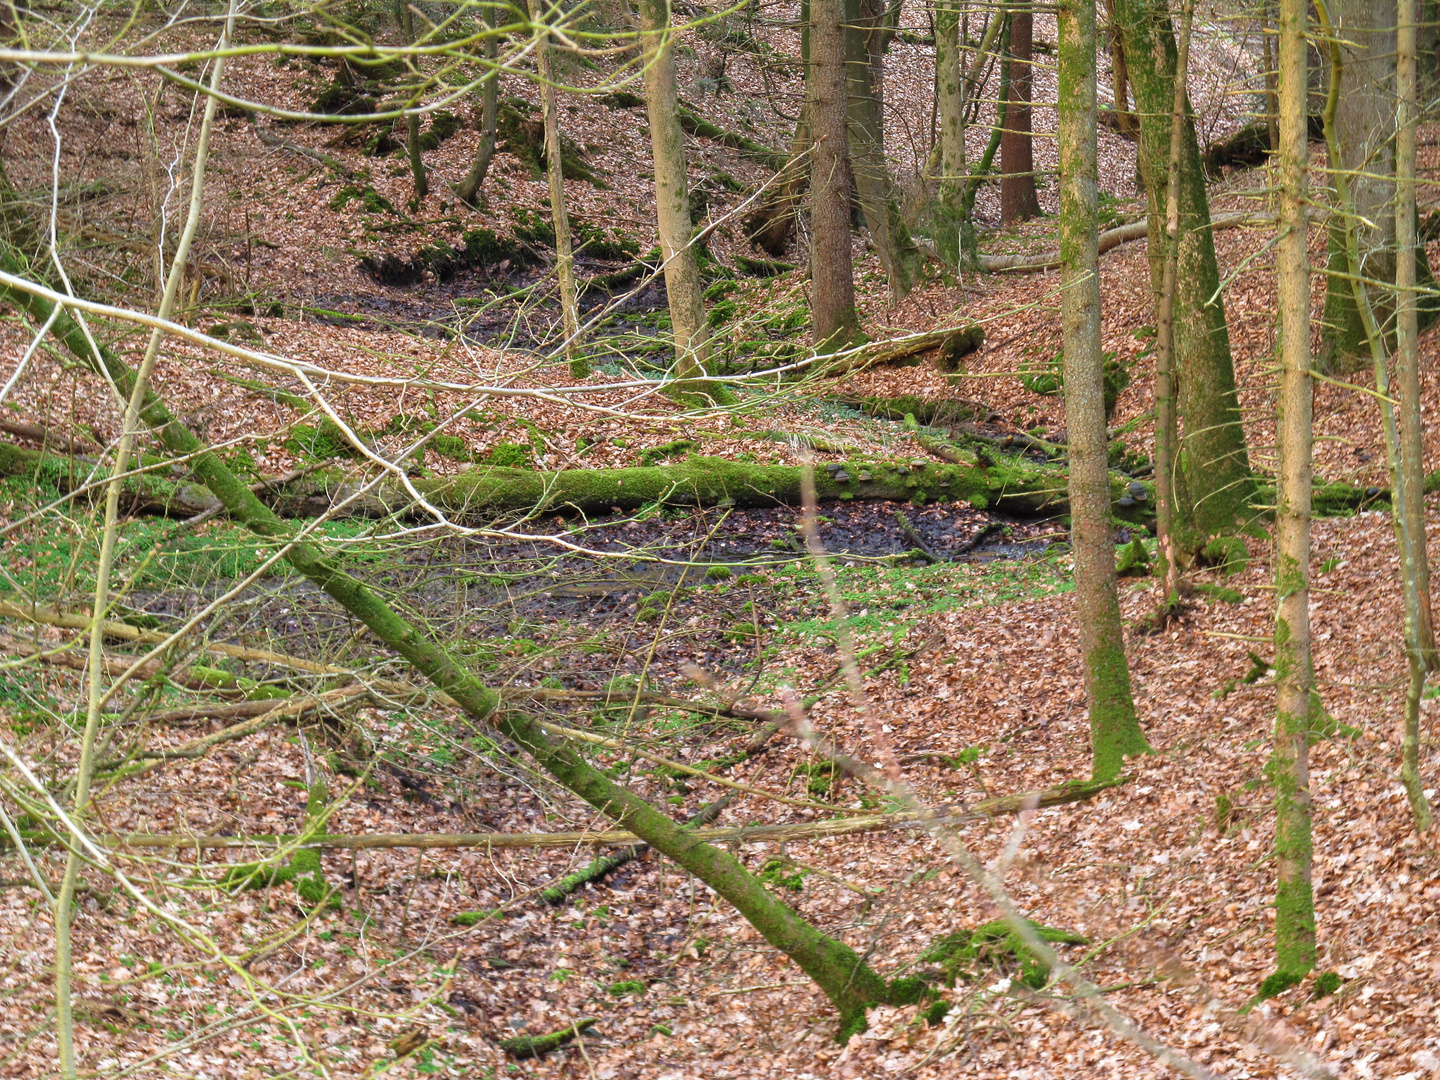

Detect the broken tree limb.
xmin=978 ymin=210 xmax=1264 ymax=273
xmin=538 ymin=795 xmax=732 ymax=905
xmin=816 ymin=325 xmax=984 ymax=376
xmin=253 ymin=125 xmax=355 ymax=179
xmin=5 ymin=777 xmax=1128 ymax=853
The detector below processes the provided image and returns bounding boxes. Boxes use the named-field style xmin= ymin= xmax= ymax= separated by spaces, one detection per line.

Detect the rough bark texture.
xmin=637 ymin=0 xmax=715 ymax=393
xmin=1058 ymin=0 xmax=1150 ymax=782
xmin=1114 ymin=0 xmax=1254 ymax=539
xmin=1000 ymin=9 xmax=1042 ymax=223
xmin=529 ymin=0 xmax=583 ymax=375
xmin=809 ymin=0 xmax=859 ymax=345
xmin=1102 ymin=0 xmax=1140 ymax=137
xmin=1272 ymin=0 xmax=1317 ymax=979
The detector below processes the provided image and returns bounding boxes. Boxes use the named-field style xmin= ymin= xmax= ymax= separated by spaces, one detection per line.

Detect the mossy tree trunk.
xmin=1101 ymin=0 xmax=1139 ymax=137
xmin=455 ymin=14 xmax=500 ymax=206
xmin=638 ymin=0 xmax=725 ymax=401
xmin=1114 ymin=0 xmax=1254 ymax=540
xmin=0 ymin=251 xmax=899 ymax=1038
xmin=1000 ymin=8 xmax=1042 ymax=223
xmin=1057 ymin=0 xmax=1150 ymax=782
xmin=1271 ymin=0 xmax=1317 ymax=978
xmin=528 ymin=0 xmax=584 ymax=375
xmin=810 ymin=0 xmax=860 ymax=346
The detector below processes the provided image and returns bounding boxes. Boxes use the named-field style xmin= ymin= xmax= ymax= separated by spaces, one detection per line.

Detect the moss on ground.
xmin=920 ymin=918 xmax=1086 ymax=989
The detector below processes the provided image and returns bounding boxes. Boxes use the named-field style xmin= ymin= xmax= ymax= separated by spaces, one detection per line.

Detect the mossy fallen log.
xmin=819 ymin=325 xmax=984 ymax=376
xmin=676 ymin=102 xmax=787 ymax=170
xmin=498 ymin=1019 xmax=597 ymax=1059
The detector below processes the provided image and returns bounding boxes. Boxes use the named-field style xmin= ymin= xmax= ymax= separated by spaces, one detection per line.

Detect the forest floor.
xmin=1 ymin=6 xmax=1439 ymax=1079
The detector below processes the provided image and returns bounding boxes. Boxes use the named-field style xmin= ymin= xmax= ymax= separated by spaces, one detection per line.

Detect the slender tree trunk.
xmin=1153 ymin=0 xmax=1194 ymax=597
xmin=746 ymin=0 xmax=810 ymax=256
xmin=1058 ymin=0 xmax=1149 ymax=782
xmin=1000 ymin=7 xmax=1042 ymax=222
xmin=934 ymin=0 xmax=967 ymax=264
xmin=1114 ymin=0 xmax=1253 ymax=541
xmin=638 ymin=0 xmax=720 ymax=398
xmin=394 ymin=0 xmax=428 ymax=200
xmin=1272 ymin=0 xmax=1317 ymax=977
xmin=455 ymin=18 xmax=499 ymax=206
xmin=529 ymin=0 xmax=584 ymax=375
xmin=1261 ymin=0 xmax=1279 ymax=155
xmin=1397 ymin=0 xmax=1438 ymax=832
xmin=810 ymin=0 xmax=860 ymax=346
xmin=1100 ymin=0 xmax=1139 ymax=137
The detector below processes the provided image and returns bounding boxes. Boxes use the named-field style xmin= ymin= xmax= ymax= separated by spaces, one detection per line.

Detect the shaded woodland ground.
xmin=0 ymin=3 xmax=1439 ymax=1078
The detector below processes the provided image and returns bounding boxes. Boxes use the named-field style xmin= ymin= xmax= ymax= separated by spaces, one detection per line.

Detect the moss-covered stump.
xmin=920 ymin=918 xmax=1087 ymax=989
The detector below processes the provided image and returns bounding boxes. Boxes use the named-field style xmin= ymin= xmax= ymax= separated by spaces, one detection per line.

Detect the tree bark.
xmin=1272 ymin=0 xmax=1317 ymax=978
xmin=1000 ymin=8 xmax=1042 ymax=223
xmin=933 ymin=0 xmax=967 ymax=264
xmin=810 ymin=0 xmax=860 ymax=346
xmin=1101 ymin=0 xmax=1139 ymax=137
xmin=455 ymin=18 xmax=500 ymax=206
xmin=394 ymin=0 xmax=429 ymax=200
xmin=637 ymin=0 xmax=722 ymax=399
xmin=1114 ymin=0 xmax=1254 ymax=539
xmin=1319 ymin=0 xmax=1396 ymax=373
xmin=1153 ymin=0 xmax=1195 ymax=595
xmin=529 ymin=0 xmax=584 ymax=375
xmin=1057 ymin=0 xmax=1150 ymax=782
xmin=1396 ymin=0 xmax=1436 ymax=831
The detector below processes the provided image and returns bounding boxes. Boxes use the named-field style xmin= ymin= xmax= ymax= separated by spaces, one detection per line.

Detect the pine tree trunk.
xmin=637 ymin=0 xmax=716 ymax=395
xmin=1272 ymin=0 xmax=1317 ymax=976
xmin=1114 ymin=0 xmax=1253 ymax=540
xmin=528 ymin=0 xmax=584 ymax=375
xmin=1057 ymin=0 xmax=1150 ymax=783
xmin=810 ymin=0 xmax=860 ymax=345
xmin=455 ymin=20 xmax=499 ymax=206
xmin=1000 ymin=9 xmax=1042 ymax=223
xmin=1102 ymin=0 xmax=1139 ymax=136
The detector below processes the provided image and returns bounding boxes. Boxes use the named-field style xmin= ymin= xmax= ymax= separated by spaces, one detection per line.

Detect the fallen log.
xmin=2 ymin=776 xmax=1128 ymax=854
xmin=0 ymin=440 xmax=1153 ymax=522
xmin=817 ymin=325 xmax=984 ymax=377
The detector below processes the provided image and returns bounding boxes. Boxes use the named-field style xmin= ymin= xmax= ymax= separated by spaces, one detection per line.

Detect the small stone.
xmin=1364 ymin=486 xmax=1380 ymax=498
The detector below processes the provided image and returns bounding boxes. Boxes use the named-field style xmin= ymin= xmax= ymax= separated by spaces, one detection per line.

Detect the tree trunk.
xmin=394 ymin=0 xmax=428 ymax=200
xmin=1057 ymin=0 xmax=1150 ymax=782
xmin=1000 ymin=9 xmax=1042 ymax=223
xmin=1261 ymin=0 xmax=1279 ymax=155
xmin=1319 ymin=0 xmax=1395 ymax=373
xmin=1153 ymin=0 xmax=1195 ymax=596
xmin=528 ymin=0 xmax=584 ymax=375
xmin=1396 ymin=0 xmax=1437 ymax=831
xmin=1272 ymin=0 xmax=1317 ymax=979
xmin=843 ymin=0 xmax=923 ymax=301
xmin=933 ymin=0 xmax=966 ymax=264
xmin=1101 ymin=0 xmax=1139 ymax=137
xmin=810 ymin=0 xmax=860 ymax=346
xmin=455 ymin=19 xmax=499 ymax=206
xmin=1114 ymin=0 xmax=1254 ymax=540
xmin=637 ymin=0 xmax=721 ymax=399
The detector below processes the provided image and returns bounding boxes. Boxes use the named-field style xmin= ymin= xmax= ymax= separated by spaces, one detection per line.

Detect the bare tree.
xmin=809 ymin=0 xmax=859 ymax=345
xmin=1000 ymin=6 xmax=1042 ymax=223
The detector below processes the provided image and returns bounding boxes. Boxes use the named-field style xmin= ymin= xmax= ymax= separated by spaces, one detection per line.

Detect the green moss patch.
xmin=920 ymin=918 xmax=1086 ymax=990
